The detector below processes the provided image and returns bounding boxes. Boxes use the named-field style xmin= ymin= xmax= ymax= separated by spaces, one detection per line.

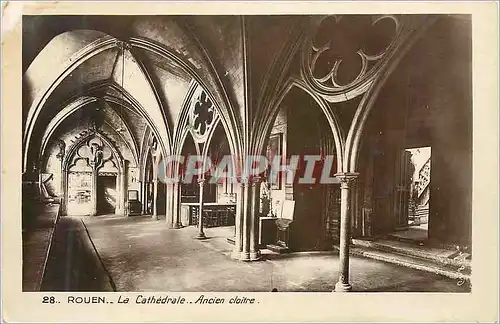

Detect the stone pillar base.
xmin=249 ymin=251 xmax=261 ymax=261
xmin=240 ymin=252 xmax=251 ymax=261
xmin=194 ymin=232 xmax=207 ymax=240
xmin=167 ymin=222 xmax=182 ymax=229
xmin=151 ymin=215 xmax=159 ymax=220
xmin=334 ymin=281 xmax=352 ymax=292
xmin=231 ymin=251 xmax=261 ymax=261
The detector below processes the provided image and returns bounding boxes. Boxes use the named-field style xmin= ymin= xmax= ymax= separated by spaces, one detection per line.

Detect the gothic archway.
xmin=62 ymin=131 xmax=127 ymax=216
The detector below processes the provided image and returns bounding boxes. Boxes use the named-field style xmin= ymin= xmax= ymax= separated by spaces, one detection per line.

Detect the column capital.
xmin=197 ymin=177 xmax=206 ymax=185
xmin=249 ymin=176 xmax=263 ymax=186
xmin=335 ymin=172 xmax=359 ymax=182
xmin=236 ymin=176 xmax=249 ymax=186
xmin=335 ymin=172 xmax=359 ymax=188
xmin=167 ymin=177 xmax=181 ymax=185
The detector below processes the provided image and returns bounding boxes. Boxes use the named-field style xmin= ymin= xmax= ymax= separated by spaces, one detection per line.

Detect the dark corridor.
xmin=97 ymin=176 xmax=116 ymax=215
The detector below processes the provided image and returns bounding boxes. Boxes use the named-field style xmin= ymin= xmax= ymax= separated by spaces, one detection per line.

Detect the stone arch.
xmin=23 ymin=32 xmax=117 ymax=168
xmin=201 ymin=118 xmax=222 ymax=168
xmin=175 ymin=19 xmax=245 ymax=165
xmin=139 ymin=127 xmax=153 ymax=182
xmin=24 ymin=25 xmax=243 ymax=182
xmin=150 ymin=50 xmax=241 ymax=166
xmin=173 ymin=82 xmax=236 ymax=179
xmin=344 ymin=17 xmax=437 ymax=173
xmin=63 ymin=131 xmax=124 ymax=173
xmin=23 ymin=31 xmax=179 ymax=173
xmin=61 ymin=131 xmax=127 ymax=216
xmin=38 ymin=94 xmax=140 ymax=170
xmin=252 ymin=76 xmax=346 ymax=173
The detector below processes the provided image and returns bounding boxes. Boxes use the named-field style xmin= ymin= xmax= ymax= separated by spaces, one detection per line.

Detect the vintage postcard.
xmin=1 ymin=1 xmax=499 ymax=322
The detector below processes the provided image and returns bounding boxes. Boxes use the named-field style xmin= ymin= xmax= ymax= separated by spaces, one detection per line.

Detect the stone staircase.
xmin=349 ymin=238 xmax=471 ymax=282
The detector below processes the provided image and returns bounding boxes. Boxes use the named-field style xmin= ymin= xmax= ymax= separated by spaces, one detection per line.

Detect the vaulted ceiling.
xmin=23 ymin=14 xmax=449 ymax=174
xmin=23 ymin=16 xmax=243 ymax=172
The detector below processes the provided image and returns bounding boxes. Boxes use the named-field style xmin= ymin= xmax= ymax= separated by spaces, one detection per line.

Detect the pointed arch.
xmin=139 ymin=127 xmax=153 ymax=182
xmin=38 ymin=94 xmax=140 ymax=169
xmin=24 ymin=34 xmax=118 ymax=168
xmin=131 ymin=38 xmax=242 ymax=162
xmin=173 ymin=80 xmax=197 ymax=157
xmin=344 ymin=17 xmax=437 ymax=173
xmin=253 ymin=76 xmax=346 ymax=173
xmin=63 ymin=131 xmax=124 ymax=173
xmin=24 ymin=33 xmax=173 ymax=173
xmin=201 ymin=117 xmax=222 ymax=165
xmin=177 ymin=18 xmax=244 ymax=164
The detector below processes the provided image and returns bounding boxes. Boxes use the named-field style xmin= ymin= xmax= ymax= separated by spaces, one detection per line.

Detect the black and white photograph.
xmin=2 ymin=1 xmax=499 ymax=323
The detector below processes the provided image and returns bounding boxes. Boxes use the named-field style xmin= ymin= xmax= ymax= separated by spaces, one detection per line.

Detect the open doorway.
xmin=96 ymin=175 xmax=117 ymax=215
xmin=67 ymin=172 xmax=92 ymax=216
xmin=391 ymin=146 xmax=431 ymax=242
xmin=406 ymin=147 xmax=431 ymax=231
xmin=262 ymin=87 xmax=338 ymax=252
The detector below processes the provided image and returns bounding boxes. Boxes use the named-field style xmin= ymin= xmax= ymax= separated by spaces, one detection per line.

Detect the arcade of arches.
xmin=22 ymin=14 xmax=472 ymax=292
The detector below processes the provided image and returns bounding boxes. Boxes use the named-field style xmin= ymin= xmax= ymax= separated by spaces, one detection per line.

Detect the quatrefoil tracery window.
xmin=69 ymin=137 xmax=118 ymax=172
xmin=303 ymin=15 xmax=401 ymax=100
xmin=189 ymin=87 xmax=217 ymax=143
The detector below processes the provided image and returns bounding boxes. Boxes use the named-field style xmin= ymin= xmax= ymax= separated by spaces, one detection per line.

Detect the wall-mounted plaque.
xmin=128 ymin=190 xmax=139 ymax=201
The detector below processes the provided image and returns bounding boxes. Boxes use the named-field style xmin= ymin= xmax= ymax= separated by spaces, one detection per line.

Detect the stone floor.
xmin=79 ymin=215 xmax=469 ymax=292
xmin=22 ymin=203 xmax=59 ymax=291
xmin=388 ymin=226 xmax=429 ymax=242
xmin=41 ymin=216 xmax=115 ymax=291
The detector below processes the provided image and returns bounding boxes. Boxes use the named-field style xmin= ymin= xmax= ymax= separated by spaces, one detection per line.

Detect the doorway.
xmin=391 ymin=146 xmax=431 ymax=242
xmin=283 ymin=88 xmax=334 ymax=251
xmin=96 ymin=175 xmax=117 ymax=215
xmin=67 ymin=172 xmax=92 ymax=216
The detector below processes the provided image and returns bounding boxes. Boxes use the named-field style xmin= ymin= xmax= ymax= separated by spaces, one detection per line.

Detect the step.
xmin=347 ymin=243 xmax=470 ymax=281
xmin=267 ymin=244 xmax=289 ymax=254
xmin=353 ymin=238 xmax=471 ymax=273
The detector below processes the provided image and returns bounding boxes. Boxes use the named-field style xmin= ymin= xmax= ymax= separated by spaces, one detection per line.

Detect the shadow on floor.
xmin=40 ymin=217 xmax=115 ymax=292
xmin=79 ymin=216 xmax=470 ymax=292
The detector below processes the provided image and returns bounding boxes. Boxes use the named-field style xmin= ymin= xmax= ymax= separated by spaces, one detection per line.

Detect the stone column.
xmin=138 ymin=181 xmax=143 ymax=214
xmin=152 ymin=178 xmax=158 ymax=220
xmin=231 ymin=179 xmax=245 ymax=259
xmin=120 ymin=170 xmax=128 ymax=216
xmin=57 ymin=150 xmax=65 ymax=198
xmin=231 ymin=177 xmax=261 ymax=261
xmin=61 ymin=169 xmax=68 ymax=216
xmin=334 ymin=172 xmax=359 ymax=292
xmin=195 ymin=177 xmax=207 ymax=239
xmin=116 ymin=173 xmax=122 ymax=214
xmin=172 ymin=181 xmax=182 ymax=228
xmin=142 ymin=181 xmax=148 ymax=214
xmin=249 ymin=176 xmax=262 ymax=260
xmin=241 ymin=178 xmax=250 ymax=259
xmin=90 ymin=169 xmax=98 ymax=216
xmin=166 ymin=180 xmax=181 ymax=229
xmin=165 ymin=182 xmax=173 ymax=226
xmin=38 ymin=171 xmax=43 ymax=202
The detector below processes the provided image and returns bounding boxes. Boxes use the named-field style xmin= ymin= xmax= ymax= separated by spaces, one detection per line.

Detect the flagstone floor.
xmin=73 ymin=214 xmax=469 ymax=293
